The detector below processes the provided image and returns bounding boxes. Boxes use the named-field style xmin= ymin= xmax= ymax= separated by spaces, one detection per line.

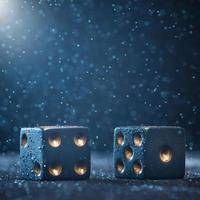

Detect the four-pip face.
xmin=114 ymin=126 xmax=185 ymax=179
xmin=20 ymin=126 xmax=90 ymax=180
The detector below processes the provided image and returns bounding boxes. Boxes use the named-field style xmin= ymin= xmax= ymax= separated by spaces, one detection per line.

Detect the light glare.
xmin=0 ymin=0 xmax=14 ymax=21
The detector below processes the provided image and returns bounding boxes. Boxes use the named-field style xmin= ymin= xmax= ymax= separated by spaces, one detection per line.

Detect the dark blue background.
xmin=0 ymin=0 xmax=200 ymax=152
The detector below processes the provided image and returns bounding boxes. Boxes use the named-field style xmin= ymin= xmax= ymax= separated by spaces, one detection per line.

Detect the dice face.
xmin=144 ymin=127 xmax=185 ymax=179
xmin=20 ymin=128 xmax=43 ymax=180
xmin=20 ymin=126 xmax=90 ymax=180
xmin=114 ymin=127 xmax=146 ymax=179
xmin=114 ymin=126 xmax=185 ymax=179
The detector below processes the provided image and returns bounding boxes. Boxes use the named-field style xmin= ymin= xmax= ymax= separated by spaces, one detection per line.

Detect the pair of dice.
xmin=20 ymin=126 xmax=185 ymax=180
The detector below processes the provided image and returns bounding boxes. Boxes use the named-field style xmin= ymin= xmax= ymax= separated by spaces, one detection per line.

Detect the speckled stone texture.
xmin=114 ymin=126 xmax=185 ymax=179
xmin=0 ymin=152 xmax=200 ymax=200
xmin=20 ymin=126 xmax=90 ymax=180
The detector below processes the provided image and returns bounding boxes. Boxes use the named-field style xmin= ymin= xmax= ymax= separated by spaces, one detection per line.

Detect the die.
xmin=20 ymin=126 xmax=90 ymax=180
xmin=114 ymin=126 xmax=185 ymax=179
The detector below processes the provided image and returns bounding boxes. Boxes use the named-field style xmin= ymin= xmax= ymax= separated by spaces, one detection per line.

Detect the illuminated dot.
xmin=34 ymin=162 xmax=41 ymax=176
xmin=160 ymin=148 xmax=173 ymax=163
xmin=116 ymin=161 xmax=125 ymax=173
xmin=133 ymin=161 xmax=143 ymax=175
xmin=116 ymin=132 xmax=124 ymax=145
xmin=74 ymin=164 xmax=87 ymax=175
xmin=21 ymin=134 xmax=28 ymax=147
xmin=74 ymin=135 xmax=87 ymax=147
xmin=124 ymin=146 xmax=134 ymax=160
xmin=48 ymin=136 xmax=61 ymax=148
xmin=48 ymin=165 xmax=62 ymax=176
xmin=134 ymin=134 xmax=142 ymax=147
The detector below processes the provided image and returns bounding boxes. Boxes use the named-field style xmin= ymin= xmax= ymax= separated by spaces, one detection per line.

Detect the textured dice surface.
xmin=114 ymin=126 xmax=185 ymax=179
xmin=20 ymin=126 xmax=90 ymax=180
